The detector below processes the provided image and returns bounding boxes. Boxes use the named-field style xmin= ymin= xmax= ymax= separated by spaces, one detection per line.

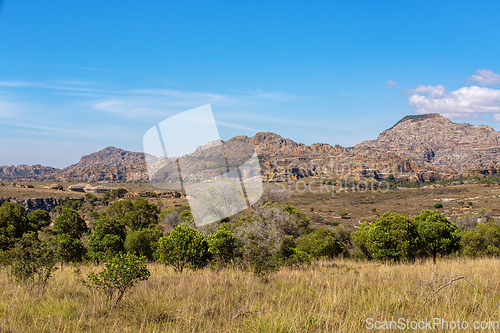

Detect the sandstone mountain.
xmin=356 ymin=113 xmax=500 ymax=172
xmin=1 ymin=113 xmax=500 ymax=183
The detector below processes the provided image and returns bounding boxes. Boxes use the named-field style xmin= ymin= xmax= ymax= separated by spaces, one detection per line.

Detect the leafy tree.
xmin=85 ymin=193 xmax=99 ymax=207
xmin=53 ymin=208 xmax=87 ymax=239
xmin=0 ymin=202 xmax=31 ymax=250
xmin=88 ymin=217 xmax=126 ymax=262
xmin=111 ymin=188 xmax=128 ymax=198
xmin=101 ymin=192 xmax=111 ymax=205
xmin=460 ymin=223 xmax=500 ymax=257
xmin=53 ymin=233 xmax=87 ymax=266
xmin=414 ymin=209 xmax=460 ymax=264
xmin=107 ymin=198 xmax=159 ymax=231
xmin=351 ymin=222 xmax=373 ymax=259
xmin=207 ymin=223 xmax=239 ymax=267
xmin=156 ymin=225 xmax=210 ymax=273
xmin=60 ymin=197 xmax=83 ymax=210
xmin=27 ymin=209 xmax=51 ymax=231
xmin=11 ymin=232 xmax=57 ymax=294
xmin=124 ymin=226 xmax=163 ymax=261
xmin=106 ymin=200 xmax=134 ymax=220
xmin=263 ymin=202 xmax=310 ymax=237
xmin=234 ymin=204 xmax=310 ymax=276
xmin=278 ymin=235 xmax=311 ymax=267
xmin=297 ymin=228 xmax=344 ymax=259
xmin=83 ymin=252 xmax=150 ymax=308
xmin=179 ymin=208 xmax=193 ymax=222
xmin=352 ymin=212 xmax=419 ymax=262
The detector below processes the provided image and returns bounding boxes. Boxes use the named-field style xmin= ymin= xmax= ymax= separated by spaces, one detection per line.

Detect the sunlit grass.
xmin=1 ymin=258 xmax=500 ymax=332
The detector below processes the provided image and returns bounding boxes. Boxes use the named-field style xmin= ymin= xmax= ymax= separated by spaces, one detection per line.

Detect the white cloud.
xmin=386 ymin=80 xmax=398 ymax=89
xmin=469 ymin=69 xmax=500 ymax=85
xmin=408 ymin=85 xmax=500 ymax=119
xmin=409 ymin=84 xmax=446 ymax=98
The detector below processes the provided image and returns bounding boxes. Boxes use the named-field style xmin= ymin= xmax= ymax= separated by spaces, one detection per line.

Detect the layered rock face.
xmin=356 ymin=113 xmax=500 ymax=172
xmin=2 ymin=113 xmax=500 ymax=183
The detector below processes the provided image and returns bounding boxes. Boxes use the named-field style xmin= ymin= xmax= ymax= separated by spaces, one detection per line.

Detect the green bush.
xmin=124 ymin=226 xmax=163 ymax=261
xmin=27 ymin=209 xmax=51 ymax=231
xmin=0 ymin=202 xmax=32 ymax=251
xmin=83 ymin=252 xmax=150 ymax=308
xmin=88 ymin=217 xmax=126 ymax=262
xmin=460 ymin=223 xmax=500 ymax=257
xmin=53 ymin=208 xmax=87 ymax=239
xmin=352 ymin=212 xmax=419 ymax=262
xmin=297 ymin=228 xmax=344 ymax=259
xmin=207 ymin=223 xmax=239 ymax=268
xmin=12 ymin=232 xmax=57 ymax=294
xmin=53 ymin=233 xmax=87 ymax=266
xmin=433 ymin=203 xmax=443 ymax=209
xmin=279 ymin=235 xmax=310 ymax=267
xmin=111 ymin=188 xmax=128 ymax=198
xmin=156 ymin=225 xmax=210 ymax=273
xmin=414 ymin=209 xmax=460 ymax=263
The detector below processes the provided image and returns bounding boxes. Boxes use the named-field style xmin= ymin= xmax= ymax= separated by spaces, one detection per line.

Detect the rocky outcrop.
xmin=356 ymin=113 xmax=500 ymax=172
xmin=0 ymin=197 xmax=84 ymax=213
xmin=2 ymin=113 xmax=500 ymax=183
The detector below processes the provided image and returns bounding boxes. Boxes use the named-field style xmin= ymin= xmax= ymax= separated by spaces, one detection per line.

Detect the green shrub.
xmin=414 ymin=209 xmax=460 ymax=263
xmin=88 ymin=217 xmax=126 ymax=262
xmin=124 ymin=226 xmax=163 ymax=261
xmin=111 ymin=188 xmax=128 ymax=198
xmin=352 ymin=212 xmax=419 ymax=262
xmin=156 ymin=225 xmax=210 ymax=273
xmin=11 ymin=232 xmax=57 ymax=294
xmin=207 ymin=223 xmax=239 ymax=268
xmin=433 ymin=203 xmax=443 ymax=209
xmin=53 ymin=233 xmax=87 ymax=266
xmin=83 ymin=252 xmax=150 ymax=308
xmin=279 ymin=235 xmax=311 ymax=267
xmin=0 ymin=202 xmax=32 ymax=251
xmin=460 ymin=223 xmax=500 ymax=257
xmin=53 ymin=208 xmax=87 ymax=239
xmin=27 ymin=209 xmax=51 ymax=231
xmin=297 ymin=228 xmax=344 ymax=259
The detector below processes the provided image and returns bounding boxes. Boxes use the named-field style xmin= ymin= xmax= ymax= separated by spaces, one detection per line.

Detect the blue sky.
xmin=1 ymin=1 xmax=500 ymax=168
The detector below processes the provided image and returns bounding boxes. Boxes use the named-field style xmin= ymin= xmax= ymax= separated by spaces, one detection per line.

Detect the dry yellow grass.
xmin=1 ymin=258 xmax=500 ymax=332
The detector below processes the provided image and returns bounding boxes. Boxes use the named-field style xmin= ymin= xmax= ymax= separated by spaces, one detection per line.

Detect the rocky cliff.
xmin=2 ymin=113 xmax=499 ymax=183
xmin=355 ymin=113 xmax=500 ymax=172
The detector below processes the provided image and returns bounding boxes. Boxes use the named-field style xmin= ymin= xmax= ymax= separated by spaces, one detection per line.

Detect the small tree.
xmin=111 ymin=188 xmax=128 ymax=198
xmin=27 ymin=209 xmax=51 ymax=231
xmin=156 ymin=225 xmax=210 ymax=273
xmin=83 ymin=252 xmax=150 ymax=308
xmin=11 ymin=232 xmax=57 ymax=294
xmin=460 ymin=223 xmax=500 ymax=257
xmin=0 ymin=202 xmax=31 ymax=251
xmin=352 ymin=212 xmax=419 ymax=262
xmin=414 ymin=209 xmax=460 ymax=264
xmin=124 ymin=226 xmax=163 ymax=261
xmin=53 ymin=233 xmax=87 ymax=266
xmin=207 ymin=223 xmax=239 ymax=268
xmin=88 ymin=217 xmax=126 ymax=263
xmin=297 ymin=228 xmax=344 ymax=259
xmin=53 ymin=208 xmax=87 ymax=239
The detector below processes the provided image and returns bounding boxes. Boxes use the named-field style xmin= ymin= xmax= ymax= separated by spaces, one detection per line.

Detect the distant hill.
xmin=2 ymin=113 xmax=500 ymax=183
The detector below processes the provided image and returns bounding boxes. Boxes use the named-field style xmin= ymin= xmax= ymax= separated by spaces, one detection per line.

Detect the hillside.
xmin=2 ymin=113 xmax=500 ymax=183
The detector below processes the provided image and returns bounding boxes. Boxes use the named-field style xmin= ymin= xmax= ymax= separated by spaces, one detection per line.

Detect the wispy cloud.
xmin=229 ymin=89 xmax=294 ymax=101
xmin=469 ymin=69 xmax=500 ymax=85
